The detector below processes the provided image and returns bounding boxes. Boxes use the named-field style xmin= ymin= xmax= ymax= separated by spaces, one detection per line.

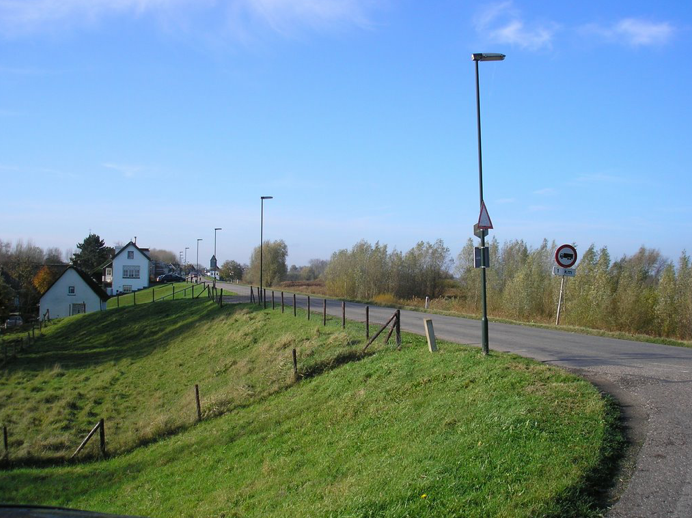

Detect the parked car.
xmin=157 ymin=273 xmax=185 ymax=283
xmin=4 ymin=315 xmax=23 ymax=329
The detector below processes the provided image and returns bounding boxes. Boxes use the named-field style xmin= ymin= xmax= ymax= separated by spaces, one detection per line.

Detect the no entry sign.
xmin=555 ymin=244 xmax=578 ymax=268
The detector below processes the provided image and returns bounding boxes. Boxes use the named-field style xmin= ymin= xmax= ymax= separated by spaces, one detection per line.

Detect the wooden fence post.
xmin=307 ymin=296 xmax=311 ymax=320
xmin=292 ymin=348 xmax=298 ymax=380
xmin=366 ymin=306 xmax=370 ymax=339
xmin=173 ymin=285 xmax=176 ymax=301
xmin=323 ymin=299 xmax=327 ymax=326
xmin=281 ymin=292 xmax=284 ymax=313
xmin=195 ymin=384 xmax=202 ymax=422
xmin=219 ymin=288 xmax=223 ymax=308
xmin=272 ymin=291 xmax=275 ymax=310
xmin=133 ymin=291 xmax=136 ymax=306
xmin=342 ymin=301 xmax=346 ymax=329
xmin=117 ymin=294 xmax=120 ymax=308
xmin=293 ymin=294 xmax=297 ymax=317
xmin=99 ymin=419 xmax=106 ymax=458
xmin=152 ymin=288 xmax=155 ymax=303
xmin=396 ymin=309 xmax=401 ymax=349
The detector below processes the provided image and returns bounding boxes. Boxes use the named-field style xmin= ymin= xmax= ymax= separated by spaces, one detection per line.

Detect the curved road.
xmin=219 ymin=282 xmax=692 ymax=517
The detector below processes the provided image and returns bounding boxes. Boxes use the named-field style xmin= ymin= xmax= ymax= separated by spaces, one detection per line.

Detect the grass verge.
xmin=0 ymin=300 xmax=622 ymax=517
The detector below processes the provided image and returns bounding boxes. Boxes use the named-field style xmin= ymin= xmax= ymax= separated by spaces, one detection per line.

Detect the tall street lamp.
xmin=196 ymin=238 xmax=203 ymax=277
xmin=472 ymin=52 xmax=505 ymax=356
xmin=213 ymin=227 xmax=222 ymax=287
xmin=260 ymin=196 xmax=273 ymax=301
xmin=184 ymin=247 xmax=189 ymax=273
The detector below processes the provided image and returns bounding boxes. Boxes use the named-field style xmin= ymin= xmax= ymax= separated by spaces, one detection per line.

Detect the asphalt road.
xmin=219 ymin=282 xmax=692 ymax=517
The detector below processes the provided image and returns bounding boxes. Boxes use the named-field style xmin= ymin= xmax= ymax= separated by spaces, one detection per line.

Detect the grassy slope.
xmin=0 ymin=300 xmax=621 ymax=517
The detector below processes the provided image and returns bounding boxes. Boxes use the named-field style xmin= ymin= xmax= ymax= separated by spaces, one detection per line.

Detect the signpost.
xmin=553 ymin=244 xmax=578 ymax=325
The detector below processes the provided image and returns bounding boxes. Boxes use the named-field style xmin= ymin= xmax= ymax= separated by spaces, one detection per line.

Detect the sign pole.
xmin=555 ymin=275 xmax=566 ymax=325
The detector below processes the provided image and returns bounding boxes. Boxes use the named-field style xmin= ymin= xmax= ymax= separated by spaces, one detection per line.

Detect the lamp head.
xmin=261 ymin=196 xmax=273 ymax=200
xmin=472 ymin=53 xmax=506 ymax=62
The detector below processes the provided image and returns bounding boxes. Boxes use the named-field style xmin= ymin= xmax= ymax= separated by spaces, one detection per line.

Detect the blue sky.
xmin=1 ymin=0 xmax=690 ymax=268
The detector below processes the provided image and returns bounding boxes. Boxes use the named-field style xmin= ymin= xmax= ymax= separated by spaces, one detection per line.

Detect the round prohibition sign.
xmin=555 ymin=244 xmax=578 ymax=268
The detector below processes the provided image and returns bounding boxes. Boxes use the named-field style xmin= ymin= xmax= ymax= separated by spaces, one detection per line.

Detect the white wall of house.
xmin=111 ymin=243 xmax=150 ymax=295
xmin=40 ymin=269 xmax=107 ymax=320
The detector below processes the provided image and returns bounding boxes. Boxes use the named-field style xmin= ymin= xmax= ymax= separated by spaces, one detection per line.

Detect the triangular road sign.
xmin=477 ymin=201 xmax=493 ymax=230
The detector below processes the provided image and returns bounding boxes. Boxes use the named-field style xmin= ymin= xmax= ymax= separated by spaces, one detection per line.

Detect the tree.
xmin=33 ymin=265 xmax=61 ymax=294
xmin=72 ymin=233 xmax=114 ymax=274
xmin=219 ymin=260 xmax=244 ymax=281
xmin=149 ymin=249 xmax=179 ymax=265
xmin=245 ymin=240 xmax=288 ymax=287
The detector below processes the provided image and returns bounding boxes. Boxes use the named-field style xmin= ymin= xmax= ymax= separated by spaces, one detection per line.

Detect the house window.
xmin=127 ymin=251 xmax=134 ymax=259
xmin=123 ymin=265 xmax=140 ymax=279
xmin=68 ymin=286 xmax=76 ymax=296
xmin=123 ymin=285 xmax=132 ymax=293
xmin=71 ymin=303 xmax=86 ymax=315
xmin=105 ymin=268 xmax=113 ymax=281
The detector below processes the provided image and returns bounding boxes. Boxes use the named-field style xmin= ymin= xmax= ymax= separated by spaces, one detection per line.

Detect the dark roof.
xmin=112 ymin=241 xmax=151 ymax=262
xmin=41 ymin=266 xmax=110 ymax=302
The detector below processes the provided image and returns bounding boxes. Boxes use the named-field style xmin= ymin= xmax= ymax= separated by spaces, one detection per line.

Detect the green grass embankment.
xmin=0 ymin=298 xmax=621 ymax=517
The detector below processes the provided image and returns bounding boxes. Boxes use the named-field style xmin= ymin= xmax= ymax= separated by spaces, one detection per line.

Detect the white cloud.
xmin=474 ymin=1 xmax=558 ymax=51
xmin=581 ymin=18 xmax=675 ymax=47
xmin=533 ymin=187 xmax=556 ymax=196
xmin=0 ymin=0 xmax=380 ymax=38
xmin=102 ymin=162 xmax=147 ymax=178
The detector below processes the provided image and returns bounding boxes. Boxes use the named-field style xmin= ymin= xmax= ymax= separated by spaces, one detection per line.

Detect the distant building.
xmin=102 ymin=241 xmax=152 ymax=295
xmin=39 ymin=266 xmax=109 ymax=320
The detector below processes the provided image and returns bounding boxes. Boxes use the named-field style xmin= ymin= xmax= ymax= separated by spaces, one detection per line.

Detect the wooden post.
xmin=292 ymin=348 xmax=298 ymax=380
xmin=99 ymin=419 xmax=106 ymax=458
xmin=281 ymin=292 xmax=285 ymax=313
xmin=195 ymin=384 xmax=202 ymax=422
xmin=219 ymin=288 xmax=223 ymax=308
xmin=133 ymin=291 xmax=136 ymax=306
xmin=263 ymin=289 xmax=267 ymax=309
xmin=342 ymin=301 xmax=346 ymax=329
xmin=323 ymin=299 xmax=327 ymax=326
xmin=307 ymin=296 xmax=311 ymax=320
xmin=152 ymin=288 xmax=155 ymax=303
xmin=366 ymin=306 xmax=370 ymax=339
xmin=293 ymin=294 xmax=297 ymax=316
xmin=117 ymin=294 xmax=120 ymax=308
xmin=173 ymin=285 xmax=176 ymax=301
xmin=272 ymin=291 xmax=275 ymax=310
xmin=424 ymin=319 xmax=438 ymax=352
xmin=192 ymin=284 xmax=195 ymax=298
xmin=396 ymin=310 xmax=401 ymax=349
xmin=250 ymin=286 xmax=254 ymax=304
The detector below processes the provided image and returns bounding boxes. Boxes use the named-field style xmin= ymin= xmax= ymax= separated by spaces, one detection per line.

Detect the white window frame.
xmin=68 ymin=286 xmax=76 ymax=296
xmin=127 ymin=251 xmax=135 ymax=259
xmin=123 ymin=265 xmax=140 ymax=279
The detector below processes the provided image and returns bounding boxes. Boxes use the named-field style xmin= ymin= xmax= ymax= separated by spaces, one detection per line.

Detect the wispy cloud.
xmin=580 ymin=18 xmax=675 ymax=47
xmin=533 ymin=188 xmax=556 ymax=196
xmin=102 ymin=162 xmax=147 ymax=178
xmin=474 ymin=1 xmax=558 ymax=51
xmin=0 ymin=0 xmax=380 ymax=38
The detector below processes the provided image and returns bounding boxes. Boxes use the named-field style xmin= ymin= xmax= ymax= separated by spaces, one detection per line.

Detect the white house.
xmin=103 ymin=241 xmax=151 ymax=295
xmin=40 ymin=267 xmax=109 ymax=320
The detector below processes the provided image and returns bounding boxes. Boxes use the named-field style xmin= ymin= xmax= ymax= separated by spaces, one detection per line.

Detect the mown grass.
xmin=0 ymin=299 xmax=622 ymax=517
xmin=105 ymin=282 xmax=226 ymax=309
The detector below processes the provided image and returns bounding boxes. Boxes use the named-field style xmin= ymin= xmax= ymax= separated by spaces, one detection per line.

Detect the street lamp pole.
xmin=214 ymin=227 xmax=222 ymax=288
xmin=196 ymin=238 xmax=203 ymax=278
xmin=472 ymin=52 xmax=505 ymax=356
xmin=260 ymin=196 xmax=273 ymax=302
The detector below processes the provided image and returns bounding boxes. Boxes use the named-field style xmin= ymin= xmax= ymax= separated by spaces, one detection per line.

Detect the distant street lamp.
xmin=472 ymin=52 xmax=505 ymax=356
xmin=184 ymin=247 xmax=189 ymax=274
xmin=214 ymin=227 xmax=222 ymax=287
xmin=196 ymin=238 xmax=203 ymax=276
xmin=260 ymin=196 xmax=273 ymax=301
